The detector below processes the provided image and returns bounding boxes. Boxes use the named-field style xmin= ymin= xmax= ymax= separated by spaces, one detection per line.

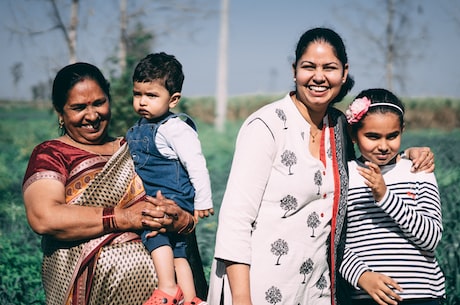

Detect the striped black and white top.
xmin=339 ymin=158 xmax=445 ymax=301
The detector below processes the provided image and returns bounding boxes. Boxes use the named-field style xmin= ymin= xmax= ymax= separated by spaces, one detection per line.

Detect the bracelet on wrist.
xmin=178 ymin=214 xmax=197 ymax=235
xmin=102 ymin=206 xmax=118 ymax=233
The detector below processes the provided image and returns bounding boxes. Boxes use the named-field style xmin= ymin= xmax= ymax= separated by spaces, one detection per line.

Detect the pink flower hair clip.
xmin=346 ymin=97 xmax=371 ymax=124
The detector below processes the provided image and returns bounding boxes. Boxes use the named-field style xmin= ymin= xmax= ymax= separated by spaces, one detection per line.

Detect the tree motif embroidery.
xmin=271 ymin=238 xmax=289 ymax=265
xmin=307 ymin=211 xmax=320 ymax=237
xmin=265 ymin=286 xmax=282 ymax=304
xmin=275 ymin=108 xmax=287 ymax=129
xmin=314 ymin=170 xmax=322 ymax=195
xmin=316 ymin=274 xmax=327 ymax=297
xmin=251 ymin=220 xmax=257 ymax=232
xmin=299 ymin=258 xmax=314 ymax=284
xmin=280 ymin=195 xmax=298 ymax=218
xmin=281 ymin=150 xmax=297 ymax=175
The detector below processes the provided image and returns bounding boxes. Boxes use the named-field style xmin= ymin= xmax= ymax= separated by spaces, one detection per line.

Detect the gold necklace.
xmin=65 ymin=134 xmax=115 ymax=159
xmin=310 ymin=129 xmax=320 ymax=143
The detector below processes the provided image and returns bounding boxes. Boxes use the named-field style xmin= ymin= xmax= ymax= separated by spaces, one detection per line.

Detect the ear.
xmin=169 ymin=92 xmax=181 ymax=109
xmin=292 ymin=63 xmax=297 ymax=79
xmin=351 ymin=134 xmax=357 ymax=144
xmin=342 ymin=63 xmax=349 ymax=83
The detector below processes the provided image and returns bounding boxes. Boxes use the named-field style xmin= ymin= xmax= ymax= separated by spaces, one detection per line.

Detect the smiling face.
xmin=132 ymin=80 xmax=180 ymax=120
xmin=354 ymin=112 xmax=403 ymax=166
xmin=60 ymin=78 xmax=111 ymax=145
xmin=293 ymin=41 xmax=348 ymax=111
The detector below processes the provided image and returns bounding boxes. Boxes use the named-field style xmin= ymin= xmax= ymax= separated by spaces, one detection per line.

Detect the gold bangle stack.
xmin=178 ymin=214 xmax=197 ymax=235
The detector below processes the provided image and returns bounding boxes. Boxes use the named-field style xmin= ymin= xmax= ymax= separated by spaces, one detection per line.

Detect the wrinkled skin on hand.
xmin=140 ymin=190 xmax=196 ymax=238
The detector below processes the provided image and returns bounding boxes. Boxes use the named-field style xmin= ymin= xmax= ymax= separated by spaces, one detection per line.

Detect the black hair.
xmin=350 ymin=88 xmax=405 ymax=135
xmin=132 ymin=52 xmax=184 ymax=95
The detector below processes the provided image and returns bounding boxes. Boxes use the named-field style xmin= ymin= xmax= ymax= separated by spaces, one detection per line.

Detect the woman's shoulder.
xmin=26 ymin=138 xmax=100 ymax=174
xmin=244 ymin=93 xmax=294 ymax=124
xmin=32 ymin=138 xmax=83 ymax=157
xmin=31 ymin=139 xmax=69 ymax=155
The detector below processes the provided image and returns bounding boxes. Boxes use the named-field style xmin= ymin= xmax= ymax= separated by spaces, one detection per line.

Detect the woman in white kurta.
xmin=210 ymin=92 xmax=350 ymax=304
xmin=208 ymin=27 xmax=355 ymax=305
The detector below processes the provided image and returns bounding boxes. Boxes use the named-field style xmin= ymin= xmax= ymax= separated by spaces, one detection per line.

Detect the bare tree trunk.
xmin=119 ymin=0 xmax=128 ymax=73
xmin=385 ymin=0 xmax=395 ymax=91
xmin=215 ymin=0 xmax=229 ymax=132
xmin=50 ymin=0 xmax=79 ymax=64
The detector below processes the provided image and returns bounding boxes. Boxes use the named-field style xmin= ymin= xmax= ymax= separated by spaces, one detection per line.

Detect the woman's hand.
xmin=358 ymin=271 xmax=403 ymax=305
xmin=116 ymin=192 xmax=172 ymax=234
xmin=404 ymin=147 xmax=434 ymax=173
xmin=136 ymin=190 xmax=196 ymax=238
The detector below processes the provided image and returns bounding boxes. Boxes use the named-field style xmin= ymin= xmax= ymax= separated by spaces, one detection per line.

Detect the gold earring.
xmin=59 ymin=119 xmax=64 ymax=129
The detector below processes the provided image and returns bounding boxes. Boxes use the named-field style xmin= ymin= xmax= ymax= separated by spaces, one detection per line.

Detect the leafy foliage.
xmin=402 ymin=130 xmax=460 ymax=305
xmin=0 ymin=107 xmax=53 ymax=304
xmin=108 ymin=22 xmax=155 ymax=136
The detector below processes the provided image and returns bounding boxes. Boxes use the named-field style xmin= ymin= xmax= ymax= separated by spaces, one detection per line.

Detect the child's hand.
xmin=358 ymin=271 xmax=402 ymax=305
xmin=358 ymin=162 xmax=387 ymax=202
xmin=194 ymin=208 xmax=215 ymax=222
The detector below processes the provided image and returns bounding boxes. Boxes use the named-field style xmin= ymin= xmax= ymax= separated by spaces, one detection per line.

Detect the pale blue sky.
xmin=1 ymin=0 xmax=459 ymax=101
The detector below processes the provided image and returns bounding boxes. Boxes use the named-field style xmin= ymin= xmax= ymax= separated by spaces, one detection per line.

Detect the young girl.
xmin=339 ymin=88 xmax=445 ymax=305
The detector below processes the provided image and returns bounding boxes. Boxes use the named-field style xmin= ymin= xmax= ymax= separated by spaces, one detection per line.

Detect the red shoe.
xmin=143 ymin=287 xmax=184 ymax=305
xmin=184 ymin=296 xmax=208 ymax=305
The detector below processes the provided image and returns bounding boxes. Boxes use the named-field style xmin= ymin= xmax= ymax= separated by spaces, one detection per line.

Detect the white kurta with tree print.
xmin=212 ymin=94 xmax=335 ymax=305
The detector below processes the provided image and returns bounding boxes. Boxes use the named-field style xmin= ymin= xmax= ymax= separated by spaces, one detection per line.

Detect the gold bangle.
xmin=102 ymin=207 xmax=118 ymax=233
xmin=178 ymin=214 xmax=196 ymax=235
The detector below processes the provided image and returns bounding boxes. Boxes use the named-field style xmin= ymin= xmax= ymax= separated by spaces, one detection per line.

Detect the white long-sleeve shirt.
xmin=156 ymin=116 xmax=213 ymax=210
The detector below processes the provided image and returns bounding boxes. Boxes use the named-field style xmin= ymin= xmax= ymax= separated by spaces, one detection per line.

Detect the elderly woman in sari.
xmin=22 ymin=62 xmax=198 ymax=305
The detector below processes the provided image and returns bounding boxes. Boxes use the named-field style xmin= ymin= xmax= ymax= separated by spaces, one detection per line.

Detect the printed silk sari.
xmin=23 ymin=140 xmax=157 ymax=305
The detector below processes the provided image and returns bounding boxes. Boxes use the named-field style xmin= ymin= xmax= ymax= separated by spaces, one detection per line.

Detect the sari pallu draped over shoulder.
xmin=25 ymin=142 xmax=158 ymax=305
xmin=328 ymin=107 xmax=353 ymax=305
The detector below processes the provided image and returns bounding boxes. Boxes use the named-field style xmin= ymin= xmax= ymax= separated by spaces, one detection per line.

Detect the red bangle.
xmin=102 ymin=207 xmax=118 ymax=233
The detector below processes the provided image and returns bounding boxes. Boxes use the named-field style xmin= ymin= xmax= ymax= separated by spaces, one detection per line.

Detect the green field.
xmin=0 ymin=100 xmax=459 ymax=304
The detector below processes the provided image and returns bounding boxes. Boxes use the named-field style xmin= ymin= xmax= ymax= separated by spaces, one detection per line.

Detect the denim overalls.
xmin=126 ymin=112 xmax=196 ymax=256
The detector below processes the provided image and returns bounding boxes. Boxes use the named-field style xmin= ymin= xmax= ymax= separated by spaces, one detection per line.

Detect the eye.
xmin=364 ymin=133 xmax=380 ymax=140
xmin=300 ymin=63 xmax=315 ymax=70
xmin=71 ymin=105 xmax=86 ymax=111
xmin=387 ymin=133 xmax=400 ymax=140
xmin=323 ymin=66 xmax=335 ymax=71
xmin=93 ymin=98 xmax=107 ymax=107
